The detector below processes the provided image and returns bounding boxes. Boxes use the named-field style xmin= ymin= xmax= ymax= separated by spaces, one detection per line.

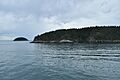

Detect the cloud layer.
xmin=0 ymin=0 xmax=120 ymax=40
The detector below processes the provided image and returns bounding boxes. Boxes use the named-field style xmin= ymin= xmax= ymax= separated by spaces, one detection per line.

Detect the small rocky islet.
xmin=31 ymin=26 xmax=120 ymax=43
xmin=14 ymin=37 xmax=28 ymax=41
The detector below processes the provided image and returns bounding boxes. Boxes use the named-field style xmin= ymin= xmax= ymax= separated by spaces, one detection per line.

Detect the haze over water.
xmin=0 ymin=41 xmax=120 ymax=80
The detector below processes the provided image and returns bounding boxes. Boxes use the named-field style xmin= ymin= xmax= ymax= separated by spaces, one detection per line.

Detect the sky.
xmin=0 ymin=0 xmax=120 ymax=40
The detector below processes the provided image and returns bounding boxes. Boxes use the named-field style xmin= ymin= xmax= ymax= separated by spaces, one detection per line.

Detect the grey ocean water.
xmin=0 ymin=41 xmax=120 ymax=80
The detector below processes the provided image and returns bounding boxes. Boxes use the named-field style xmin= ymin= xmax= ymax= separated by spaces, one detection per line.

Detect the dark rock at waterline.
xmin=14 ymin=37 xmax=28 ymax=41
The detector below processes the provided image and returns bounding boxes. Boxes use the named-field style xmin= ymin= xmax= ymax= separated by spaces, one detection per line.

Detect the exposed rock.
xmin=59 ymin=40 xmax=73 ymax=43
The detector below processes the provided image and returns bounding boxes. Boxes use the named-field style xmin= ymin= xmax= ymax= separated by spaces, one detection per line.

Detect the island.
xmin=31 ymin=26 xmax=120 ymax=43
xmin=14 ymin=37 xmax=28 ymax=41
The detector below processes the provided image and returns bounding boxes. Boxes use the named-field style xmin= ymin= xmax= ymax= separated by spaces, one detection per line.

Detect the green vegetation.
xmin=32 ymin=26 xmax=120 ymax=43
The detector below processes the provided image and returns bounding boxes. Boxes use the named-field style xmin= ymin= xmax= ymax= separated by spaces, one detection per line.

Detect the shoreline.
xmin=30 ymin=40 xmax=120 ymax=44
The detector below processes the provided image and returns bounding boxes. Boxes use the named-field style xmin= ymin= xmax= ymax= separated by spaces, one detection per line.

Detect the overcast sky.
xmin=0 ymin=0 xmax=120 ymax=40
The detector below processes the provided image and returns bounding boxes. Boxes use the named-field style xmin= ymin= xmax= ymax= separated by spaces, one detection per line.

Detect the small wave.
xmin=51 ymin=54 xmax=120 ymax=57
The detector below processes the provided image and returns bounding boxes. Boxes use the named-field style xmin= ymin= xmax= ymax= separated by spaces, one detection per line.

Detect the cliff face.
xmin=32 ymin=26 xmax=120 ymax=43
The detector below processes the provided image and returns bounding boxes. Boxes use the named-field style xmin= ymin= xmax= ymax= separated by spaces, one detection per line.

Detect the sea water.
xmin=0 ymin=41 xmax=120 ymax=80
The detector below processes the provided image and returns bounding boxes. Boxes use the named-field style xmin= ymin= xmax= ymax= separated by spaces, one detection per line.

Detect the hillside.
xmin=31 ymin=26 xmax=120 ymax=43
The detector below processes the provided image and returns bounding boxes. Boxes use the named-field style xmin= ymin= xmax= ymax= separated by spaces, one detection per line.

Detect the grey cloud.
xmin=0 ymin=0 xmax=120 ymax=40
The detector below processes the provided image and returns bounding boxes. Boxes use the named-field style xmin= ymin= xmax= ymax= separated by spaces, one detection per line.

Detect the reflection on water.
xmin=0 ymin=41 xmax=120 ymax=80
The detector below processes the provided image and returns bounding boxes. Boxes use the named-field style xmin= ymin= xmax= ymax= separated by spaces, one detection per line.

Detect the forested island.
xmin=14 ymin=37 xmax=28 ymax=41
xmin=31 ymin=26 xmax=120 ymax=43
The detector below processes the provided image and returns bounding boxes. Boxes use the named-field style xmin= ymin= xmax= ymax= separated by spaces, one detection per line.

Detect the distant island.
xmin=31 ymin=26 xmax=120 ymax=43
xmin=14 ymin=37 xmax=28 ymax=41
